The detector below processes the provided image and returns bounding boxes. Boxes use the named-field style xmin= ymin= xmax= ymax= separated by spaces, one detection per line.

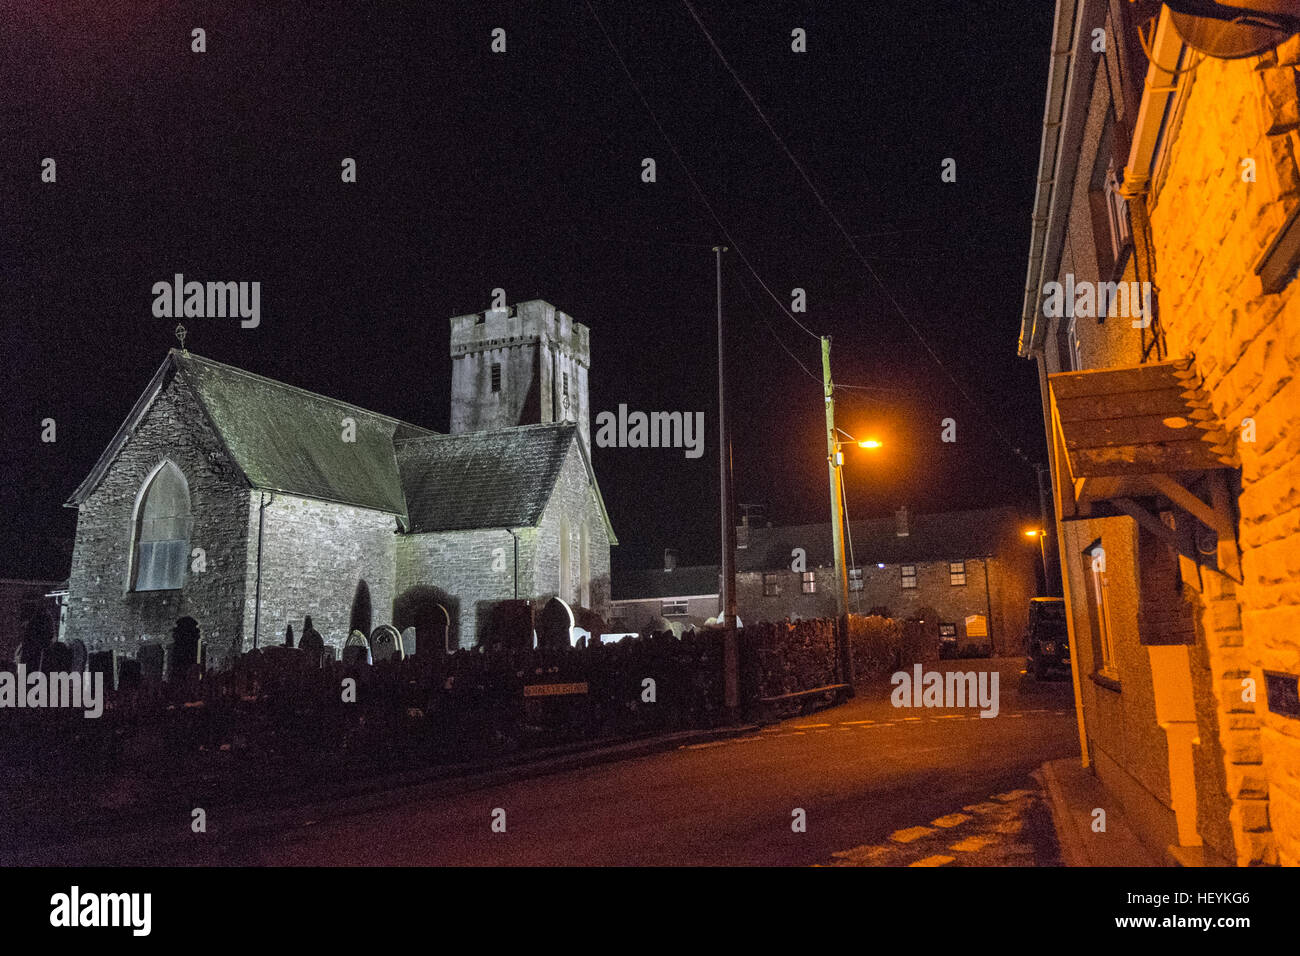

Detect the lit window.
xmin=848 ymin=568 xmax=863 ymax=592
xmin=132 ymin=462 xmax=191 ymax=592
xmin=490 ymin=363 xmax=502 ymax=393
xmin=763 ymin=573 xmax=781 ymax=597
xmin=801 ymin=571 xmax=816 ymax=594
xmin=901 ymin=565 xmax=917 ymax=589
xmin=662 ymin=599 xmax=688 ymax=617
xmin=939 ymin=623 xmax=957 ymax=639
xmin=950 ymin=561 xmax=967 ymax=586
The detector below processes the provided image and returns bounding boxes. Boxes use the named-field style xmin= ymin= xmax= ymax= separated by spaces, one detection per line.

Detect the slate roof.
xmin=69 ymin=350 xmax=435 ymax=515
xmin=71 ymin=351 xmax=618 ymax=540
xmin=736 ymin=507 xmax=1029 ymax=573
xmin=612 ymin=564 xmax=721 ymax=601
xmin=397 ymin=422 xmax=616 ymax=539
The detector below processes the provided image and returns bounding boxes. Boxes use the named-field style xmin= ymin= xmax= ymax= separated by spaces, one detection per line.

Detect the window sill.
xmin=1090 ymin=670 xmax=1121 ymax=693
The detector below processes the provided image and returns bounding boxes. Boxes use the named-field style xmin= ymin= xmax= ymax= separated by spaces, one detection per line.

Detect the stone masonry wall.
xmin=533 ymin=441 xmax=613 ymax=618
xmin=1147 ymin=45 xmax=1300 ymax=865
xmin=238 ymin=492 xmax=397 ymax=661
xmin=65 ymin=370 xmax=252 ymax=657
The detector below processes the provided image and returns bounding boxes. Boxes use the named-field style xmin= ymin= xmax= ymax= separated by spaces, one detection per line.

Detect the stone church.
xmin=63 ymin=300 xmax=616 ymax=662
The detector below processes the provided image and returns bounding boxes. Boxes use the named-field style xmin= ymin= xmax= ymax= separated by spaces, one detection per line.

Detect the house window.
xmin=763 ymin=573 xmax=781 ymax=597
xmin=662 ymin=599 xmax=688 ymax=617
xmin=490 ymin=363 xmax=502 ymax=393
xmin=901 ymin=565 xmax=917 ymax=589
xmin=938 ymin=623 xmax=957 ymax=639
xmin=132 ymin=461 xmax=191 ymax=592
xmin=950 ymin=561 xmax=967 ymax=586
xmin=1103 ymin=162 xmax=1131 ymax=266
xmin=1088 ymin=544 xmax=1118 ymax=678
xmin=848 ymin=567 xmax=863 ymax=591
xmin=801 ymin=571 xmax=816 ymax=594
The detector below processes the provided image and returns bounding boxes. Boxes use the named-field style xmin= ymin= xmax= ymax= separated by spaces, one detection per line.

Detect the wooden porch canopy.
xmin=1048 ymin=357 xmax=1241 ymax=578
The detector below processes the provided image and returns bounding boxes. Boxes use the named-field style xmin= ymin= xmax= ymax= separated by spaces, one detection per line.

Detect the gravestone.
xmin=43 ymin=642 xmax=73 ymax=671
xmin=88 ymin=650 xmax=118 ymax=692
xmin=298 ymin=615 xmax=325 ymax=666
xmin=484 ymin=600 xmax=532 ymax=650
xmin=370 ymin=624 xmax=403 ymax=663
xmin=342 ymin=630 xmax=371 ymax=667
xmin=400 ymin=627 xmax=417 ymax=659
xmin=68 ymin=639 xmax=87 ymax=672
xmin=118 ymin=658 xmax=142 ymax=690
xmin=536 ymin=598 xmax=574 ymax=651
xmin=137 ymin=643 xmax=165 ymax=686
xmin=320 ymin=645 xmax=336 ymax=663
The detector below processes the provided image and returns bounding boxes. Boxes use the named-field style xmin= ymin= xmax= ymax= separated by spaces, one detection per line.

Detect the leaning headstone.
xmin=342 ymin=630 xmax=370 ymax=667
xmin=536 ymin=598 xmax=574 ymax=651
xmin=370 ymin=624 xmax=403 ymax=663
xmin=137 ymin=643 xmax=165 ymax=686
xmin=400 ymin=627 xmax=417 ymax=659
xmin=88 ymin=650 xmax=118 ymax=692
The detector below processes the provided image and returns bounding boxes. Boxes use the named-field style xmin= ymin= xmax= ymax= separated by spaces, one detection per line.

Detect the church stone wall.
xmin=532 ymin=442 xmax=612 ymax=620
xmin=239 ymin=492 xmax=397 ymax=659
xmin=64 ymin=374 xmax=252 ymax=658
xmin=396 ymin=527 xmax=535 ymax=650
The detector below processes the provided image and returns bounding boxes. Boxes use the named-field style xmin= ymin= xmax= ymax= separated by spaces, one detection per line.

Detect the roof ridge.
xmin=394 ymin=420 xmax=577 ymax=445
xmin=171 ymin=349 xmax=436 ymax=435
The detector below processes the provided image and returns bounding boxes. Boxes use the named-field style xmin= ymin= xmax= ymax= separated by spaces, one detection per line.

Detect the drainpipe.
xmin=253 ymin=492 xmax=272 ymax=650
xmin=505 ymin=528 xmax=520 ymax=599
xmin=983 ymin=556 xmax=993 ymax=654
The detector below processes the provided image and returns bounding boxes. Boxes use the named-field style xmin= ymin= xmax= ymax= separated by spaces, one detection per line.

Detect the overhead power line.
xmin=677 ymin=0 xmax=1036 ymax=469
xmin=582 ymin=0 xmax=820 ymax=342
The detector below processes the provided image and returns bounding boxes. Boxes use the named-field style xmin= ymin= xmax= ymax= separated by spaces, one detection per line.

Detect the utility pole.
xmin=1034 ymin=463 xmax=1055 ymax=595
xmin=715 ymin=247 xmax=739 ymax=718
xmin=821 ymin=336 xmax=853 ymax=688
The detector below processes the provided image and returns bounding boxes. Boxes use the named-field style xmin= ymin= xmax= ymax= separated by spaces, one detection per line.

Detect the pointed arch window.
xmin=132 ymin=461 xmax=192 ymax=591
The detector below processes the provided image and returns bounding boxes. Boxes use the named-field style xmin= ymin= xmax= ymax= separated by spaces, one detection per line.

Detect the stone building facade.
xmin=1019 ymin=1 xmax=1300 ymax=865
xmin=64 ymin=300 xmax=615 ymax=662
xmin=734 ymin=507 xmax=1036 ymax=656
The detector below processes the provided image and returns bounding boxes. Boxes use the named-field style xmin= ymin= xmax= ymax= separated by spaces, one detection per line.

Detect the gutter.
xmin=1018 ymin=0 xmax=1081 ymax=358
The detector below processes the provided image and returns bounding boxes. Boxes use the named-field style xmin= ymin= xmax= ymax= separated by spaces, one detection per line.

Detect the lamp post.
xmin=1025 ymin=529 xmax=1049 ymax=596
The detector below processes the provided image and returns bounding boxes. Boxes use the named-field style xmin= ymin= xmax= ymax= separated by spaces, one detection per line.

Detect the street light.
xmin=831 ymin=428 xmax=882 ymax=618
xmin=1025 ymin=528 xmax=1049 ymax=595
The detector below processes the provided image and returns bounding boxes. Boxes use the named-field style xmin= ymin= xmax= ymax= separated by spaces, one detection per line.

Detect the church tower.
xmin=448 ymin=300 xmax=591 ymax=452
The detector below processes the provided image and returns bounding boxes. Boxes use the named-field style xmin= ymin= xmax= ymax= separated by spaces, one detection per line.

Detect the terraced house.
xmin=1019 ymin=0 xmax=1300 ymax=865
xmin=63 ymin=300 xmax=616 ymax=662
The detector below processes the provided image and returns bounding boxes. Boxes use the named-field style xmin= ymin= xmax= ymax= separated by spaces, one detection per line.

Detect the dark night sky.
xmin=1 ymin=0 xmax=1056 ymax=578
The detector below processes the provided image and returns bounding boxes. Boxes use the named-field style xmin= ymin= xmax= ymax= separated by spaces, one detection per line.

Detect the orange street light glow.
xmin=1025 ymin=529 xmax=1043 ymax=537
xmin=859 ymin=439 xmax=882 ymax=449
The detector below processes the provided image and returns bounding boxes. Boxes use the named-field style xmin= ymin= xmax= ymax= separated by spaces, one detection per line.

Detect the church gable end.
xmin=65 ymin=365 xmax=254 ymax=656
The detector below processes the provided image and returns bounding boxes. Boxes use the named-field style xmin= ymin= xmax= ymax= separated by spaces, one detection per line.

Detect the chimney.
xmin=895 ymin=506 xmax=910 ymax=537
xmin=664 ymin=549 xmax=678 ymax=572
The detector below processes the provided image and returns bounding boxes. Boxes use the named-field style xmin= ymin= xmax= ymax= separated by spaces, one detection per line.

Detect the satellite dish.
xmin=1164 ymin=1 xmax=1300 ymax=59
